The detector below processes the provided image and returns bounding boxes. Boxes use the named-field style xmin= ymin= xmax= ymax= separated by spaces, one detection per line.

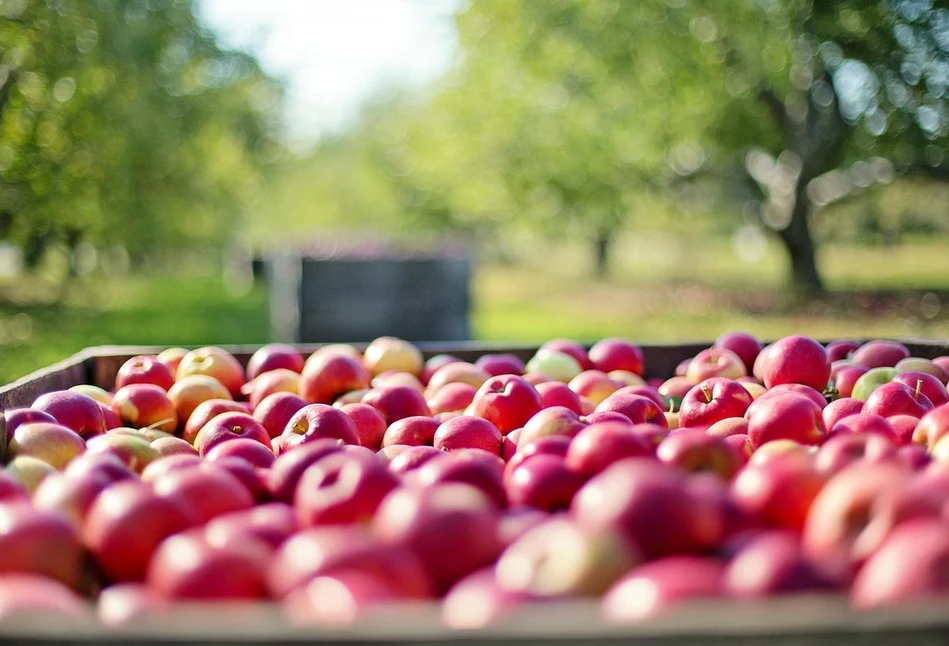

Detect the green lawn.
xmin=1 ymin=238 xmax=948 ymax=385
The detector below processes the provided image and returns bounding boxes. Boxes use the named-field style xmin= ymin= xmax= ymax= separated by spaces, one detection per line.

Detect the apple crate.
xmin=2 ymin=339 xmax=949 ymax=645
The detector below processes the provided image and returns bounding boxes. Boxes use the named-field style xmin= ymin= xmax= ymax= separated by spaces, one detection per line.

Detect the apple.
xmin=248 ymin=395 xmax=304 ymax=443
xmin=97 ymin=402 xmax=122 ymax=431
xmin=745 ymin=393 xmax=825 ymax=449
xmin=4 ymin=456 xmax=56 ymax=493
xmin=608 ymin=370 xmax=647 ymax=387
xmin=179 ymin=398 xmax=244 ymax=445
xmin=434 ymin=416 xmax=502 ymax=455
xmin=84 ymin=480 xmax=194 ymax=582
xmin=422 ymin=354 xmax=461 ymax=385
xmin=706 ymin=417 xmax=750 ymax=438
xmin=686 ymin=348 xmax=746 ymax=383
xmin=243 ymin=369 xmax=300 ymax=410
xmin=890 ymin=415 xmax=920 ymax=446
xmin=588 ymin=338 xmax=644 ymax=376
xmin=678 ymin=378 xmax=753 ymax=430
xmin=300 ymin=352 xmax=370 ymax=405
xmin=475 ymin=353 xmax=526 ymax=377
xmin=753 ymin=335 xmax=830 ymax=392
xmin=205 ymin=437 xmax=275 ymax=468
xmin=380 ymin=415 xmax=438 ymax=448
xmin=372 ymin=370 xmax=425 ymax=392
xmin=540 ymin=339 xmax=592 ymax=371
xmin=140 ymin=454 xmax=202 ymax=484
xmin=373 ymin=483 xmax=502 ymax=594
xmin=68 ymin=384 xmax=113 ymax=406
xmin=442 ymin=567 xmax=533 ymax=629
xmin=387 ymin=445 xmax=444 ymax=476
xmin=505 ymin=435 xmax=571 ymax=478
xmin=86 ymin=433 xmax=160 ymax=474
xmin=517 ymin=406 xmax=586 ymax=447
xmin=896 ymin=357 xmax=949 ymax=384
xmin=826 ymin=339 xmax=861 ymax=363
xmin=850 ymin=367 xmax=899 ymax=401
xmin=204 ymin=502 xmax=298 ymax=551
xmin=759 ymin=383 xmax=828 ymax=410
xmin=32 ymin=467 xmax=116 ymax=528
xmin=524 ymin=350 xmax=582 ymax=383
xmin=8 ymin=423 xmax=85 ymax=470
xmin=311 ymin=343 xmax=364 ymax=362
xmin=851 ymin=519 xmax=949 ymax=609
xmin=282 ymin=570 xmax=402 ymax=626
xmin=913 ymin=404 xmax=949 ymax=450
xmin=656 ymin=377 xmax=697 ymax=411
xmin=594 ymin=393 xmax=667 ymax=428
xmin=731 ymin=452 xmax=828 ymax=531
xmin=470 ymin=375 xmax=542 ymax=436
xmin=715 ymin=331 xmax=762 ymax=374
xmin=363 ymin=336 xmax=424 ymax=378
xmin=822 ymin=398 xmax=863 ymax=431
xmin=611 ymin=384 xmax=665 ymax=409
xmin=828 ymin=413 xmax=900 ymax=442
xmin=0 ymin=503 xmax=83 ymax=588
xmin=571 ymin=458 xmax=722 ymax=559
xmin=362 ymin=385 xmax=431 ymax=426
xmin=748 ymin=439 xmax=812 ymax=467
xmin=534 ymin=381 xmax=583 ymax=414
xmin=335 ymin=402 xmax=387 ymax=451
xmin=724 ymin=434 xmax=753 ymax=466
xmin=246 ymin=343 xmax=305 ymax=381
xmin=168 ymin=376 xmax=232 ymax=429
xmin=3 ymin=408 xmax=57 ymax=445
xmin=814 ymin=432 xmax=898 ymax=474
xmin=176 ymin=346 xmax=245 ymax=399
xmin=565 ymin=422 xmax=651 ymax=476
xmin=147 ymin=529 xmax=268 ymax=600
xmin=31 ymin=390 xmax=106 ymax=440
xmin=152 ymin=464 xmax=254 ymax=525
xmin=149 ymin=435 xmax=197 ymax=458
xmin=520 ymin=371 xmax=552 ymax=386
xmin=893 ymin=371 xmax=949 ymax=407
xmin=863 ymin=381 xmax=934 ymax=419
xmin=603 ymin=555 xmax=724 ymax=621
xmin=268 ymin=439 xmax=346 ymax=503
xmin=426 ymin=382 xmax=478 ymax=416
xmin=852 ymin=340 xmax=911 ymax=369
xmin=568 ymin=370 xmax=623 ymax=406
xmin=114 ymin=355 xmax=176 ymax=392
xmin=156 ymin=347 xmax=188 ymax=374
xmin=281 ymin=404 xmax=359 ymax=451
xmin=295 ymin=451 xmax=398 ymax=526
xmin=505 ymin=454 xmax=585 ymax=511
xmin=426 ymin=362 xmax=491 ymax=394
xmin=110 ymin=384 xmax=178 ymax=434
xmin=193 ymin=411 xmax=272 ymax=457
xmin=725 ymin=530 xmax=838 ymax=597
xmin=656 ymin=429 xmax=741 ymax=480
xmin=413 ymin=453 xmax=507 ymax=509
xmin=0 ymin=471 xmax=28 ymax=502
xmin=0 ymin=574 xmax=90 ymax=622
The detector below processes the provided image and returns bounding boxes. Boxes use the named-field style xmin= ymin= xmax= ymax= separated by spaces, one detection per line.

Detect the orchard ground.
xmin=1 ymin=237 xmax=948 ymax=384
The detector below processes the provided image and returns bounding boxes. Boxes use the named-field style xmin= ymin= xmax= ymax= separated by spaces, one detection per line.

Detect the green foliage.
xmin=0 ymin=0 xmax=282 ymax=265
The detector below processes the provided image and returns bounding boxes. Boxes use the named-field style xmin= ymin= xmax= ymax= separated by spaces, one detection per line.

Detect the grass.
xmin=1 ymin=237 xmax=948 ymax=385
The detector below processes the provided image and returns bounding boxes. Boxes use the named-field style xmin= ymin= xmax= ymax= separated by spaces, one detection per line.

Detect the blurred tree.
xmin=0 ymin=0 xmax=281 ymax=272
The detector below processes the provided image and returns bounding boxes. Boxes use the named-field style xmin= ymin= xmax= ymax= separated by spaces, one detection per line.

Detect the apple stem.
xmin=143 ymin=418 xmax=174 ymax=432
xmin=668 ymin=399 xmax=676 ymax=414
xmin=915 ymin=379 xmax=923 ymax=400
xmin=708 ymin=350 xmax=717 ymax=364
xmin=701 ymin=384 xmax=712 ymax=404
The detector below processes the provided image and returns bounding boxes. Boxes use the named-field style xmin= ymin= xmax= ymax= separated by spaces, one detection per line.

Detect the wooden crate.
xmin=1 ymin=339 xmax=949 ymax=644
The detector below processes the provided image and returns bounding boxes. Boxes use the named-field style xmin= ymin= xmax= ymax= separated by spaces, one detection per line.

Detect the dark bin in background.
xmin=264 ymin=235 xmax=471 ymax=343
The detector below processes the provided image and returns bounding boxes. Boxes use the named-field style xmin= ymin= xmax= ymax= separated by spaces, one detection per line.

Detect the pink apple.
xmin=426 ymin=362 xmax=491 ymax=394
xmin=565 ymin=422 xmax=651 ymax=476
xmin=422 ymin=354 xmax=461 ymax=386
xmin=0 ymin=503 xmax=83 ymax=588
xmin=656 ymin=429 xmax=741 ymax=480
xmin=382 ymin=415 xmax=439 ymax=448
xmin=442 ymin=567 xmax=534 ymax=629
xmin=300 ymin=353 xmax=370 ymax=405
xmin=852 ymin=340 xmax=911 ymax=369
xmin=434 ymin=416 xmax=502 ymax=455
xmin=745 ymin=393 xmax=825 ymax=449
xmin=822 ymin=397 xmax=863 ymax=431
xmin=0 ymin=574 xmax=90 ymax=622
xmin=152 ymin=464 xmax=254 ymax=525
xmin=568 ymin=370 xmax=623 ymax=405
xmin=253 ymin=392 xmax=308 ymax=441
xmin=97 ymin=583 xmax=164 ymax=627
xmin=470 ymin=375 xmax=542 ymax=435
xmin=913 ymin=404 xmax=949 ymax=449
xmin=686 ymin=348 xmax=746 ymax=383
xmin=725 ymin=530 xmax=838 ymax=597
xmin=814 ymin=432 xmax=898 ymax=474
xmin=475 ymin=353 xmax=526 ymax=377
xmin=890 ymin=415 xmax=920 ymax=445
xmin=657 ymin=376 xmax=697 ymax=411
xmin=295 ymin=451 xmax=399 ymax=526
xmin=362 ymin=385 xmax=431 ymax=425
xmin=281 ymin=404 xmax=359 ymax=450
xmin=181 ymin=398 xmax=246 ymax=445
xmin=176 ymin=346 xmax=245 ymax=399
xmin=611 ymin=384 xmax=665 ymax=409
xmin=588 ymin=338 xmax=644 ymax=376
xmin=714 ymin=331 xmax=762 ymax=374
xmin=243 ymin=369 xmax=300 ymax=410
xmin=111 ymin=384 xmax=178 ymax=433
xmin=505 ymin=454 xmax=585 ymax=511
xmin=268 ymin=439 xmax=346 ymax=502
xmin=833 ymin=365 xmax=869 ymax=398
xmin=194 ymin=412 xmax=272 ymax=456
xmin=533 ymin=380 xmax=582 ymax=414
xmin=864 ymin=381 xmax=933 ymax=419
xmin=759 ymin=383 xmax=827 ymax=410
xmin=246 ymin=343 xmax=305 ymax=381
xmin=731 ymin=452 xmax=828 ymax=531
xmin=205 ymin=437 xmax=275 ymax=468
xmin=603 ymin=555 xmax=724 ymax=621
xmin=85 ymin=433 xmax=160 ymax=474
xmin=388 ymin=445 xmax=444 ymax=476
xmin=724 ymin=434 xmax=753 ymax=465
xmin=678 ymin=378 xmax=753 ymax=430
xmin=706 ymin=417 xmax=750 ymax=438
xmin=3 ymin=408 xmax=57 ymax=445
xmin=505 ymin=435 xmax=572 ymax=481
xmin=114 ymin=355 xmax=176 ymax=393
xmin=826 ymin=339 xmax=861 ymax=363
xmin=893 ymin=371 xmax=949 ymax=407
xmin=753 ymin=335 xmax=830 ymax=392
xmin=413 ymin=453 xmax=507 ymax=509
xmin=896 ymin=358 xmax=949 ymax=384
xmin=337 ymin=402 xmax=387 ymax=450
xmin=204 ymin=502 xmax=299 ymax=551
xmin=594 ymin=393 xmax=667 ymax=428
xmin=517 ymin=406 xmax=587 ymax=447
xmin=31 ymin=391 xmax=106 ymax=440
xmin=829 ymin=413 xmax=900 ymax=443
xmin=426 ymin=382 xmax=477 ymax=415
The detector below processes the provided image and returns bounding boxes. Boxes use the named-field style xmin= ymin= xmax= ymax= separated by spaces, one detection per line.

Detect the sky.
xmin=199 ymin=0 xmax=462 ymax=148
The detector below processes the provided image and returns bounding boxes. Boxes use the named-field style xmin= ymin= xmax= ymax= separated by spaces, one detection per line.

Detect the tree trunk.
xmin=593 ymin=228 xmax=612 ymax=278
xmin=775 ymin=186 xmax=824 ymax=295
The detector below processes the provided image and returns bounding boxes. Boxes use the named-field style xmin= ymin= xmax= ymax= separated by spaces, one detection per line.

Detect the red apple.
xmin=588 ymin=338 xmax=644 ymax=376
xmin=426 ymin=362 xmax=491 ymax=394
xmin=97 ymin=583 xmax=165 ymax=627
xmin=204 ymin=502 xmax=298 ymax=551
xmin=863 ymin=381 xmax=933 ymax=419
xmin=724 ymin=434 xmax=753 ymax=465
xmin=475 ymin=353 xmax=526 ymax=377
xmin=156 ymin=347 xmax=188 ymax=374
xmin=0 ymin=574 xmax=90 ymax=622
xmin=140 ymin=454 xmax=203 ymax=484
xmin=281 ymin=404 xmax=359 ymax=450
xmin=413 ymin=453 xmax=507 ymax=509
xmin=826 ymin=339 xmax=861 ymax=363
xmin=243 ymin=369 xmax=300 ymax=410
xmin=0 ymin=472 xmax=28 ymax=502
xmin=114 ymin=355 xmax=175 ymax=392
xmin=422 ymin=354 xmax=461 ymax=386
xmin=656 ymin=376 xmax=696 ymax=411
xmin=295 ymin=451 xmax=398 ymax=526
xmin=893 ymin=371 xmax=949 ymax=407
xmin=252 ymin=392 xmax=307 ymax=440
xmin=194 ymin=411 xmax=272 ymax=456
xmin=594 ymin=392 xmax=667 ymax=428
xmin=745 ymin=393 xmax=825 ymax=449
xmin=434 ymin=416 xmax=502 ymax=455
xmin=110 ymin=384 xmax=177 ymax=433
xmin=753 ymin=335 xmax=830 ymax=392
xmin=168 ymin=376 xmax=232 ymax=430
xmin=387 ymin=445 xmax=443 ymax=476
xmin=890 ymin=415 xmax=920 ymax=445
xmin=282 ymin=570 xmax=401 ymax=626
xmin=517 ymin=406 xmax=587 ymax=447
xmin=300 ymin=353 xmax=370 ymax=405
xmin=833 ymin=365 xmax=868 ymax=398
xmin=505 ymin=435 xmax=572 ymax=480
xmin=828 ymin=413 xmax=900 ymax=443
xmin=715 ymin=331 xmax=762 ymax=374
xmin=205 ymin=437 xmax=275 ymax=468
xmin=896 ymin=358 xmax=949 ymax=385
xmin=540 ymin=339 xmax=592 ymax=371
xmin=362 ymin=385 xmax=431 ymax=426
xmin=605 ymin=556 xmax=725 ymax=622
xmin=31 ymin=391 xmax=106 ymax=440
xmin=470 ymin=375 xmax=542 ymax=435
xmin=426 ymin=381 xmax=478 ymax=416
xmin=246 ymin=343 xmax=305 ymax=381
xmin=731 ymin=452 xmax=828 ymax=531
xmin=686 ymin=348 xmax=746 ymax=383
xmin=822 ymin=397 xmax=863 ymax=431
xmin=725 ymin=530 xmax=838 ymax=597
xmin=85 ymin=433 xmax=160 ymax=474
xmin=182 ymin=398 xmax=246 ymax=445
xmin=505 ymin=454 xmax=585 ymax=511
xmin=814 ymin=432 xmax=898 ymax=474
xmin=442 ymin=567 xmax=534 ymax=629
xmin=534 ymin=381 xmax=583 ymax=414
xmin=3 ymin=408 xmax=57 ymax=445
xmin=759 ymin=383 xmax=827 ymax=410
xmin=656 ymin=429 xmax=741 ymax=480
xmin=913 ymin=403 xmax=949 ymax=449
xmin=0 ymin=503 xmax=82 ymax=588
xmin=268 ymin=439 xmax=346 ymax=503
xmin=337 ymin=402 xmax=387 ymax=450
xmin=852 ymin=340 xmax=911 ymax=369
xmin=84 ymin=481 xmax=194 ymax=582
xmin=152 ymin=464 xmax=254 ymax=525
xmin=97 ymin=402 xmax=122 ymax=430
xmin=678 ymin=378 xmax=753 ymax=430
xmin=176 ymin=346 xmax=244 ymax=399
xmin=382 ymin=415 xmax=439 ymax=448
xmin=565 ymin=422 xmax=651 ymax=476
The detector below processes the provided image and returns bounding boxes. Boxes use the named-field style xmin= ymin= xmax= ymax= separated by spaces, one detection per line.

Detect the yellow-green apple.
xmin=114 ymin=355 xmax=175 ymax=392
xmin=85 ymin=433 xmax=159 ymax=474
xmin=471 ymin=375 xmax=542 ymax=435
xmin=594 ymin=392 xmax=668 ymax=428
xmin=176 ymin=346 xmax=245 ymax=399
xmin=678 ymin=378 xmax=753 ymax=430
xmin=603 ymin=555 xmax=724 ymax=621
xmin=252 ymin=392 xmax=307 ymax=440
xmin=504 ymin=454 xmax=585 ymax=511
xmin=362 ymin=385 xmax=431 ymax=426
xmin=146 ymin=529 xmax=268 ymax=600
xmin=863 ymin=381 xmax=933 ymax=419
xmin=475 ymin=353 xmax=526 ymax=377
xmin=731 ymin=452 xmax=827 ymax=531
xmin=363 ymin=336 xmax=423 ymax=378
xmin=280 ymin=404 xmax=359 ymax=452
xmin=205 ymin=437 xmax=275 ymax=468
xmin=295 ymin=451 xmax=398 ymax=526
xmin=656 ymin=429 xmax=741 ymax=479
xmin=194 ymin=411 xmax=272 ymax=457
xmin=851 ymin=519 xmax=949 ymax=609
xmin=745 ymin=393 xmax=825 ymax=449
xmin=268 ymin=439 xmax=346 ymax=502
xmin=0 ymin=574 xmax=90 ymax=622
xmin=168 ymin=376 xmax=232 ymax=430
xmin=912 ymin=403 xmax=949 ymax=449
xmin=815 ymin=432 xmax=898 ymax=475
xmin=517 ymin=406 xmax=586 ymax=447
xmin=850 ymin=366 xmax=898 ymax=401
xmin=413 ymin=453 xmax=507 ymax=509
xmin=5 ymin=456 xmax=57 ymax=493
xmin=828 ymin=413 xmax=900 ymax=443
xmin=496 ymin=518 xmax=636 ymax=598
xmin=8 ymin=423 xmax=85 ymax=470
xmin=707 ymin=417 xmax=750 ymax=438
xmin=753 ymin=335 xmax=830 ymax=391
xmin=714 ymin=331 xmax=762 ymax=375
xmin=205 ymin=502 xmax=299 ymax=551
xmin=826 ymin=339 xmax=860 ymax=362
xmin=893 ymin=371 xmax=949 ymax=407
xmin=68 ymin=384 xmax=113 ymax=406
xmin=387 ymin=445 xmax=443 ymax=476
xmin=150 ymin=435 xmax=198 ymax=458
xmin=83 ymin=481 xmax=194 ymax=582
xmin=524 ymin=350 xmax=581 ymax=383
xmin=381 ymin=415 xmax=439 ymax=448
xmin=896 ymin=358 xmax=949 ymax=384
xmin=434 ymin=415 xmax=502 ymax=455
xmin=565 ymin=422 xmax=651 ymax=476
xmin=373 ymin=483 xmax=503 ymax=594
xmin=246 ymin=343 xmax=304 ymax=381
xmin=426 ymin=382 xmax=477 ymax=415
xmin=822 ymin=398 xmax=863 ymax=431
xmin=243 ymin=369 xmax=300 ymax=410
xmin=156 ymin=347 xmax=188 ymax=374
xmin=0 ymin=503 xmax=83 ymax=589
xmin=852 ymin=340 xmax=910 ymax=369
xmin=534 ymin=381 xmax=582 ymax=414
xmin=300 ymin=352 xmax=370 ymax=406
xmin=540 ymin=338 xmax=591 ymax=371
xmin=687 ymin=348 xmax=747 ymax=383
xmin=31 ymin=390 xmax=106 ymax=440
xmin=725 ymin=530 xmax=838 ymax=597
xmin=152 ymin=464 xmax=254 ymax=525
xmin=569 ymin=370 xmax=623 ymax=405
xmin=589 ymin=338 xmax=644 ymax=376
xmin=337 ymin=402 xmax=387 ymax=450
xmin=442 ymin=567 xmax=534 ymax=630
xmin=110 ymin=384 xmax=177 ymax=433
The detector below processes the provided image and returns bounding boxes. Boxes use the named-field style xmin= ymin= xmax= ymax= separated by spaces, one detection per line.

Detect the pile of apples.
xmin=2 ymin=333 xmax=949 ymax=628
